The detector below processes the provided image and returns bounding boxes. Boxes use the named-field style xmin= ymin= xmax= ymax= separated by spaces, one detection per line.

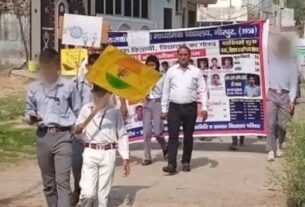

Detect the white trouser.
xmin=79 ymin=148 xmax=116 ymax=207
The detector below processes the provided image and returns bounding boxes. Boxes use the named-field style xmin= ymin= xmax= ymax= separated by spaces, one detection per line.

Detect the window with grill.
xmin=96 ymin=0 xmax=104 ymax=14
xmin=95 ymin=0 xmax=148 ymax=19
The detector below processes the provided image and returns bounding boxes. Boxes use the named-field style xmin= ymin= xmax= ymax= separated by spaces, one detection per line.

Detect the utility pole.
xmin=229 ymin=0 xmax=232 ymax=20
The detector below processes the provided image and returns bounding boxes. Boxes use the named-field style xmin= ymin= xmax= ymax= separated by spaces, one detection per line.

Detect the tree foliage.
xmin=287 ymin=0 xmax=305 ymax=22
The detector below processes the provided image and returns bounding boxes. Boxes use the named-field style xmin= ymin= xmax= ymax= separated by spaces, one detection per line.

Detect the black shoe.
xmin=257 ymin=136 xmax=265 ymax=140
xmin=200 ymin=137 xmax=213 ymax=141
xmin=70 ymin=190 xmax=80 ymax=206
xmin=182 ymin=163 xmax=191 ymax=172
xmin=163 ymin=149 xmax=168 ymax=160
xmin=162 ymin=165 xmax=177 ymax=174
xmin=142 ymin=160 xmax=152 ymax=166
xmin=229 ymin=145 xmax=238 ymax=151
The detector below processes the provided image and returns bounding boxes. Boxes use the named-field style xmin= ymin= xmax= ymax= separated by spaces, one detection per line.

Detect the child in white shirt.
xmin=74 ymin=84 xmax=130 ymax=207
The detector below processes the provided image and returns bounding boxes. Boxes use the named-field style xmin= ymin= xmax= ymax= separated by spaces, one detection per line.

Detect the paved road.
xmin=0 ymin=138 xmax=283 ymax=207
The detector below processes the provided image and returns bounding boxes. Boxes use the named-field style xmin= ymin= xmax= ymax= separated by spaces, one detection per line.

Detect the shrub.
xmin=0 ymin=96 xmax=24 ymax=121
xmin=280 ymin=121 xmax=305 ymax=207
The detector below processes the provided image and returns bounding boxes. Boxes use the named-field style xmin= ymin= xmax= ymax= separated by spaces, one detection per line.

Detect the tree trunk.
xmin=15 ymin=3 xmax=29 ymax=64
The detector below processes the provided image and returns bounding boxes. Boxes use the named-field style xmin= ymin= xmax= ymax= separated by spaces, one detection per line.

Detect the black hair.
xmin=212 ymin=74 xmax=220 ymax=78
xmin=92 ymin=84 xmax=108 ymax=93
xmin=88 ymin=53 xmax=100 ymax=66
xmin=145 ymin=55 xmax=160 ymax=71
xmin=212 ymin=58 xmax=218 ymax=62
xmin=135 ymin=105 xmax=143 ymax=111
xmin=39 ymin=49 xmax=59 ymax=64
xmin=161 ymin=61 xmax=169 ymax=66
xmin=177 ymin=45 xmax=191 ymax=54
xmin=101 ymin=43 xmax=108 ymax=49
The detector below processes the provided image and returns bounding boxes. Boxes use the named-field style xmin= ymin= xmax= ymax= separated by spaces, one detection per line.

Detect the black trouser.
xmin=167 ymin=102 xmax=197 ymax=169
xmin=232 ymin=136 xmax=244 ymax=146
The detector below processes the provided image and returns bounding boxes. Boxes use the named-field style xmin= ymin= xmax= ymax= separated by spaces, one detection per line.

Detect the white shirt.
xmin=75 ymin=102 xmax=129 ymax=159
xmin=268 ymin=52 xmax=298 ymax=102
xmin=149 ymin=76 xmax=164 ymax=99
xmin=161 ymin=63 xmax=208 ymax=113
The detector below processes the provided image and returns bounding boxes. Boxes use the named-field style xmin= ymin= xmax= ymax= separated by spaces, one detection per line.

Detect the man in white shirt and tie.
xmin=161 ymin=45 xmax=208 ymax=174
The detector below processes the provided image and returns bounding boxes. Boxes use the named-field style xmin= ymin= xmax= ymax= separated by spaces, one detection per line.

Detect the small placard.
xmin=62 ymin=14 xmax=103 ymax=48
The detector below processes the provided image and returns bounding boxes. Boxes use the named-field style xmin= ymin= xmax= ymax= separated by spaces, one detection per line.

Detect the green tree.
xmin=287 ymin=0 xmax=305 ymax=36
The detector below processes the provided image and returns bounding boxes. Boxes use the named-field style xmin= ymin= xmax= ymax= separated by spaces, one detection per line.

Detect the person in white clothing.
xmin=71 ymin=53 xmax=99 ymax=206
xmin=161 ymin=45 xmax=208 ymax=174
xmin=74 ymin=84 xmax=130 ymax=207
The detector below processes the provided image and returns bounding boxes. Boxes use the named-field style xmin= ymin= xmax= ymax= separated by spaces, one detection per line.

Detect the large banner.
xmin=109 ymin=21 xmax=268 ymax=140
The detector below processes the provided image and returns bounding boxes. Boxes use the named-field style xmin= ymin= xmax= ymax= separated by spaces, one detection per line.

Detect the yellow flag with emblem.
xmin=86 ymin=45 xmax=161 ymax=103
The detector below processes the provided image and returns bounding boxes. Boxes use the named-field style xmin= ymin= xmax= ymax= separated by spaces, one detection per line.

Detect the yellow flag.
xmin=61 ymin=48 xmax=88 ymax=76
xmin=86 ymin=45 xmax=160 ymax=103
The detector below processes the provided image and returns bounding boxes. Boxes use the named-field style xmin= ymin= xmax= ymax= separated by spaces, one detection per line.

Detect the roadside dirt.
xmin=0 ymin=71 xmax=27 ymax=97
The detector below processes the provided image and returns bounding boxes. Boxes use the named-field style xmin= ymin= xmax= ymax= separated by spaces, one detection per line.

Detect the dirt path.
xmin=0 ymin=72 xmax=27 ymax=98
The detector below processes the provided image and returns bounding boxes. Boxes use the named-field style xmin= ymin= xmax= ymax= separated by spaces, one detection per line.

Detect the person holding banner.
xmin=74 ymin=84 xmax=130 ymax=207
xmin=229 ymin=136 xmax=245 ymax=151
xmin=266 ymin=37 xmax=298 ymax=161
xmin=24 ymin=49 xmax=81 ymax=207
xmin=161 ymin=46 xmax=208 ymax=174
xmin=71 ymin=53 xmax=100 ymax=206
xmin=142 ymin=55 xmax=168 ymax=166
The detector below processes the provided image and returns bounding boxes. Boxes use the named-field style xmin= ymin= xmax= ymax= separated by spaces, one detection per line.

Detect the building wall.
xmin=0 ymin=0 xmax=30 ymax=68
xmin=30 ymin=0 xmax=202 ymax=59
xmin=97 ymin=15 xmax=157 ymax=31
xmin=93 ymin=0 xmax=185 ymax=31
xmin=93 ymin=0 xmax=198 ymax=31
xmin=0 ymin=14 xmax=30 ymax=69
xmin=149 ymin=0 xmax=183 ymax=29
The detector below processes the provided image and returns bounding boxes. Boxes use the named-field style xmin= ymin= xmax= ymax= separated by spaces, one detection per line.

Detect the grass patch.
xmin=0 ymin=96 xmax=24 ymax=121
xmin=0 ymin=96 xmax=36 ymax=162
xmin=0 ymin=124 xmax=36 ymax=162
xmin=277 ymin=122 xmax=305 ymax=207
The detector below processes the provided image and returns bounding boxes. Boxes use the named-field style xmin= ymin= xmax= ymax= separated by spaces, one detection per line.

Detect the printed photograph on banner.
xmin=225 ymin=73 xmax=261 ymax=98
xmin=210 ymin=57 xmax=221 ymax=70
xmin=133 ymin=105 xmax=144 ymax=123
xmin=197 ymin=58 xmax=209 ymax=70
xmin=244 ymin=74 xmax=261 ymax=97
xmin=127 ymin=103 xmax=144 ymax=126
xmin=222 ymin=57 xmax=234 ymax=69
xmin=62 ymin=14 xmax=102 ymax=47
xmin=209 ymin=73 xmax=227 ymax=96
